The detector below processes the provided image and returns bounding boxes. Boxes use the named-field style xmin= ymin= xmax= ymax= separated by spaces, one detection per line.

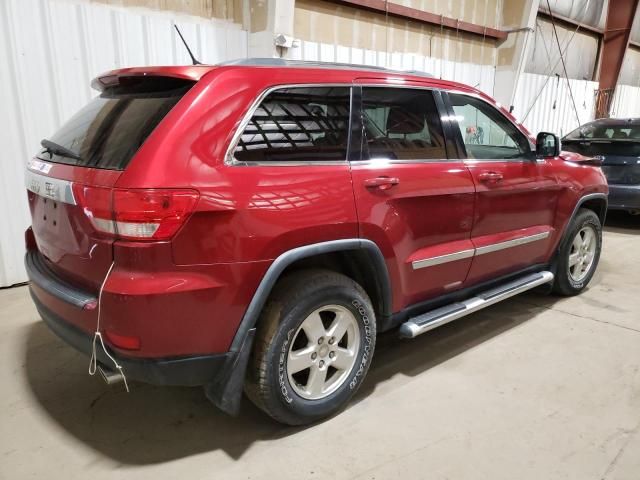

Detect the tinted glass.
xmin=565 ymin=123 xmax=640 ymax=140
xmin=233 ymin=87 xmax=351 ymax=163
xmin=449 ymin=93 xmax=531 ymax=160
xmin=562 ymin=140 xmax=640 ymax=157
xmin=361 ymin=87 xmax=446 ymax=160
xmin=41 ymin=77 xmax=193 ymax=170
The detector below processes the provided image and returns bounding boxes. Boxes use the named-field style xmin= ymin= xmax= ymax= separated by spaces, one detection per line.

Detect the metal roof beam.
xmin=324 ymin=0 xmax=508 ymax=40
xmin=596 ymin=0 xmax=639 ymax=116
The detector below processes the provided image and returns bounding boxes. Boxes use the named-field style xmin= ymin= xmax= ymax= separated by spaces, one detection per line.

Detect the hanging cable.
xmin=88 ymin=261 xmax=130 ymax=392
xmin=546 ymin=0 xmax=581 ymax=128
xmin=521 ymin=0 xmax=591 ymax=123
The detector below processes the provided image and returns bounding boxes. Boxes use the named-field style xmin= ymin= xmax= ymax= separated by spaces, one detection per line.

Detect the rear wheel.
xmin=553 ymin=208 xmax=602 ymax=296
xmin=245 ymin=269 xmax=376 ymax=425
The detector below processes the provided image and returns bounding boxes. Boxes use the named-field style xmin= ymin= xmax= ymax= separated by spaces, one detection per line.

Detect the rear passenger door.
xmin=444 ymin=92 xmax=560 ymax=284
xmin=349 ymin=83 xmax=476 ymax=311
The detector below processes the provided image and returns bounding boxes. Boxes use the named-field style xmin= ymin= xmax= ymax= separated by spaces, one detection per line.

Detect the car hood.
xmin=559 ymin=150 xmax=603 ymax=166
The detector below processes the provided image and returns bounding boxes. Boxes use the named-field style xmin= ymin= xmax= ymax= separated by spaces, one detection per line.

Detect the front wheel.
xmin=245 ymin=269 xmax=376 ymax=425
xmin=553 ymin=208 xmax=602 ymax=296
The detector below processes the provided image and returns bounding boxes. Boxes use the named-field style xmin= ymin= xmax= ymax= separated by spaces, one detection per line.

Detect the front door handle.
xmin=478 ymin=171 xmax=503 ymax=183
xmin=364 ymin=176 xmax=400 ymax=190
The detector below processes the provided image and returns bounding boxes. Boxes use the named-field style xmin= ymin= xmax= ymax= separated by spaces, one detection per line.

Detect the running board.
xmin=399 ymin=271 xmax=554 ymax=339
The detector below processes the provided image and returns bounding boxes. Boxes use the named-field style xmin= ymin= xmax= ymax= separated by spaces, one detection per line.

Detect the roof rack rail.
xmin=216 ymin=57 xmax=434 ymax=78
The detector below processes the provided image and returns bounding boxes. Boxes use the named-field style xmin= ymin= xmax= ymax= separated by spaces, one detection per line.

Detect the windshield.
xmin=565 ymin=123 xmax=640 ymax=141
xmin=40 ymin=76 xmax=194 ymax=170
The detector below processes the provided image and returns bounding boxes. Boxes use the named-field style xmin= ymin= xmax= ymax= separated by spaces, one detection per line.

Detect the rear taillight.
xmin=73 ymin=185 xmax=199 ymax=241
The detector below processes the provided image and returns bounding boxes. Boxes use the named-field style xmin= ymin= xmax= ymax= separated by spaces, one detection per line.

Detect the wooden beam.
xmin=324 ymin=0 xmax=507 ymax=40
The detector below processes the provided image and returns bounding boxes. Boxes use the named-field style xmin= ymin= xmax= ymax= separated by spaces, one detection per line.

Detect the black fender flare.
xmin=558 ymin=192 xmax=608 ymax=248
xmin=205 ymin=238 xmax=392 ymax=415
xmin=548 ymin=192 xmax=607 ymax=277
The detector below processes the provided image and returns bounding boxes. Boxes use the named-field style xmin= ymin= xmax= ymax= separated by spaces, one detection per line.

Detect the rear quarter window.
xmin=232 ymin=86 xmax=351 ymax=163
xmin=39 ymin=76 xmax=194 ymax=170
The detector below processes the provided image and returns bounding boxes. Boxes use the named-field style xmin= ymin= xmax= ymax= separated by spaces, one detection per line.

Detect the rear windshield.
xmin=565 ymin=123 xmax=640 ymax=141
xmin=39 ymin=76 xmax=194 ymax=170
xmin=562 ymin=140 xmax=640 ymax=157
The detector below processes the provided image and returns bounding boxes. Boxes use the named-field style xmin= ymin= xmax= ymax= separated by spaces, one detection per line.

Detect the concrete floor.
xmin=1 ymin=212 xmax=639 ymax=480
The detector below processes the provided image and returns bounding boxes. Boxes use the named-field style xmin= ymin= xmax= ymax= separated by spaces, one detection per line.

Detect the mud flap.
xmin=204 ymin=328 xmax=256 ymax=416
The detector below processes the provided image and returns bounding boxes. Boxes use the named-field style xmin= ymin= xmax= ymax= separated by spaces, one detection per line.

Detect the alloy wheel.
xmin=568 ymin=225 xmax=597 ymax=282
xmin=286 ymin=305 xmax=360 ymax=400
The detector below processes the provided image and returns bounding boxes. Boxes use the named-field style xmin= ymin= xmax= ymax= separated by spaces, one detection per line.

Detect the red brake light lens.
xmin=73 ymin=185 xmax=199 ymax=241
xmin=104 ymin=330 xmax=141 ymax=350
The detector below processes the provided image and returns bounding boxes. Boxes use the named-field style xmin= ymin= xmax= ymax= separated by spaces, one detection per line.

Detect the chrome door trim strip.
xmin=412 ymin=249 xmax=474 ymax=270
xmin=474 ymin=231 xmax=551 ymax=256
xmin=25 ymin=170 xmax=76 ymax=205
xmin=411 ymin=230 xmax=551 ymax=270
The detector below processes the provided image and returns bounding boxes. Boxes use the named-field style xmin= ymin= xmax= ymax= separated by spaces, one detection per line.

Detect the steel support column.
xmin=596 ymin=0 xmax=639 ymax=117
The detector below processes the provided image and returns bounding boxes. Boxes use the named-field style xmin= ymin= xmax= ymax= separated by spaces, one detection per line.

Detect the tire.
xmin=553 ymin=208 xmax=602 ymax=296
xmin=245 ymin=269 xmax=376 ymax=425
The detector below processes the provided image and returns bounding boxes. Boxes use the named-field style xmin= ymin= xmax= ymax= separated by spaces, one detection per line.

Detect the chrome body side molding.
xmin=411 ymin=231 xmax=551 ymax=270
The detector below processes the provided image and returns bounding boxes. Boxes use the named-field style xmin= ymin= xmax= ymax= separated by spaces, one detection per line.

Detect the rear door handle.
xmin=478 ymin=171 xmax=503 ymax=183
xmin=364 ymin=176 xmax=400 ymax=190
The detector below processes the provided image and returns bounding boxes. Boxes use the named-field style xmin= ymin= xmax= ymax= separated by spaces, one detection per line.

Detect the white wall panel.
xmin=0 ymin=0 xmax=247 ymax=287
xmin=289 ymin=40 xmax=497 ymax=98
xmin=511 ymin=72 xmax=598 ymax=137
xmin=610 ymin=85 xmax=640 ymax=119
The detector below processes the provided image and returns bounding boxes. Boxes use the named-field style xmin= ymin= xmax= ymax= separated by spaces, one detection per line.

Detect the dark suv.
xmin=25 ymin=59 xmax=608 ymax=425
xmin=563 ymin=118 xmax=640 ymax=214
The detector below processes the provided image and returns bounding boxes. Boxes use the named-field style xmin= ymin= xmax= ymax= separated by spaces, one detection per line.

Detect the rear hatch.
xmin=562 ymin=139 xmax=640 ymax=185
xmin=27 ymin=75 xmax=195 ymax=291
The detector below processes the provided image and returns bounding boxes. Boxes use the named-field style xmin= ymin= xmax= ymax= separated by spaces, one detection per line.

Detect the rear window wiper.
xmin=40 ymin=139 xmax=83 ymax=162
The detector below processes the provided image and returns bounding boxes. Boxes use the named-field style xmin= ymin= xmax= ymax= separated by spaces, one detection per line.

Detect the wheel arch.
xmin=205 ymin=239 xmax=392 ymax=415
xmin=551 ymin=192 xmax=607 ymax=267
xmin=579 ymin=195 xmax=608 ymax=225
xmin=233 ymin=239 xmax=392 ymax=353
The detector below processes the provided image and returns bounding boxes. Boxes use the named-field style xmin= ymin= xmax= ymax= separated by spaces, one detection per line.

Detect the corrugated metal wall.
xmin=511 ymin=72 xmax=599 ymax=137
xmin=611 ymin=85 xmax=640 ymax=118
xmin=288 ymin=40 xmax=497 ymax=97
xmin=0 ymin=0 xmax=247 ymax=287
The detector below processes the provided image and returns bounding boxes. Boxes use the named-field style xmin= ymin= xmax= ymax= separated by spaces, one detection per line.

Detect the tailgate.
xmin=26 ymin=161 xmax=121 ymax=291
xmin=25 ymin=75 xmax=195 ymax=292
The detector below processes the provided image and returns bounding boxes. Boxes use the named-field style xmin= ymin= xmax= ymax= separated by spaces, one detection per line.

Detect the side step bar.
xmin=399 ymin=271 xmax=554 ymax=338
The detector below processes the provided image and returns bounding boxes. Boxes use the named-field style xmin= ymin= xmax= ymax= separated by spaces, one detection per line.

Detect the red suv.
xmin=25 ymin=59 xmax=608 ymax=425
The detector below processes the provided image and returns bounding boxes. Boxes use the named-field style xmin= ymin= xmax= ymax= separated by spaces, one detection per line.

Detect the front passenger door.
xmin=445 ymin=92 xmax=560 ymax=284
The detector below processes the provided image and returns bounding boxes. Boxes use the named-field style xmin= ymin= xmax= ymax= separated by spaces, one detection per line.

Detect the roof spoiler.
xmin=91 ymin=66 xmax=206 ymax=92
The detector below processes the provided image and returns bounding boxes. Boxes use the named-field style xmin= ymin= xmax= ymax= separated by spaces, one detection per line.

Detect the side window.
xmin=361 ymin=87 xmax=446 ymax=160
xmin=449 ymin=93 xmax=532 ymax=160
xmin=233 ymin=87 xmax=350 ymax=163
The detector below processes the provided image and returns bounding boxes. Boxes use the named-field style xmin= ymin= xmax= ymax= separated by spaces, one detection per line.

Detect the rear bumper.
xmin=608 ymin=184 xmax=640 ymax=211
xmin=30 ymin=288 xmax=230 ymax=386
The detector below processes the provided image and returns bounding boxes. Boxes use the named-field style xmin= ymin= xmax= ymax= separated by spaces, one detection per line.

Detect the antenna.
xmin=174 ymin=24 xmax=201 ymax=65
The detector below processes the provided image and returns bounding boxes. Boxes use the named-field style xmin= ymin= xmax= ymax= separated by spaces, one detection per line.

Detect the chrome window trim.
xmin=355 ymin=83 xmax=455 ymax=164
xmin=411 ymin=230 xmax=551 ymax=270
xmin=350 ymin=158 xmax=454 ymax=164
xmin=25 ymin=170 xmax=76 ymax=205
xmin=225 ymin=82 xmax=454 ymax=167
xmin=224 ymin=83 xmax=353 ymax=167
xmin=446 ymin=89 xmax=536 ymax=157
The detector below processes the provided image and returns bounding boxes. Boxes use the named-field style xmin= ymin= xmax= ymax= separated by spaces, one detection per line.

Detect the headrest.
xmin=386 ymin=106 xmax=424 ymax=134
xmin=612 ymin=130 xmax=628 ymax=139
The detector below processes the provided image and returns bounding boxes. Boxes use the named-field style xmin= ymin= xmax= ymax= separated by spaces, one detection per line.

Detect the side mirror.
xmin=536 ymin=132 xmax=561 ymax=158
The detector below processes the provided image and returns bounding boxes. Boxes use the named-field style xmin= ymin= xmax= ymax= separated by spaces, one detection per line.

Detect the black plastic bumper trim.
xmin=31 ymin=288 xmax=231 ymax=387
xmin=25 ymin=250 xmax=97 ymax=309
